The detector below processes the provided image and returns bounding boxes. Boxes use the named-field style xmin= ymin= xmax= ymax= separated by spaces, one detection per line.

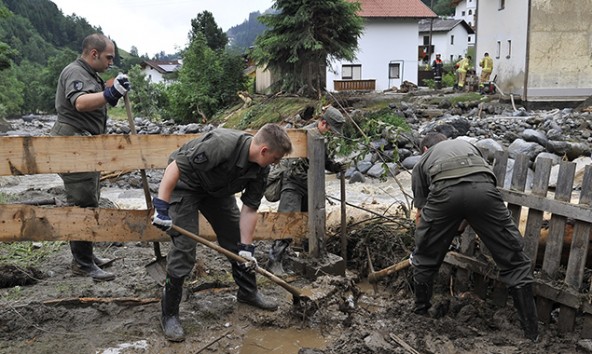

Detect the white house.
xmin=477 ymin=0 xmax=592 ymax=107
xmin=418 ymin=18 xmax=474 ymax=65
xmin=140 ymin=60 xmax=181 ymax=84
xmin=452 ymin=0 xmax=476 ymax=44
xmin=326 ymin=0 xmax=436 ymax=92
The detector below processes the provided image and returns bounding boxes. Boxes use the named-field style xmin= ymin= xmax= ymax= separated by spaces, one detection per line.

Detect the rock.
xmin=474 ymin=138 xmax=504 ymax=161
xmin=349 ymin=171 xmax=365 ymax=184
xmin=507 ymin=139 xmax=545 ymax=160
xmin=548 ymin=156 xmax=592 ymax=188
xmin=521 ymin=129 xmax=548 ymax=146
xmin=546 ymin=140 xmax=590 ymax=161
xmin=401 ymin=155 xmax=422 ymax=170
xmin=534 ymin=152 xmax=562 ymax=166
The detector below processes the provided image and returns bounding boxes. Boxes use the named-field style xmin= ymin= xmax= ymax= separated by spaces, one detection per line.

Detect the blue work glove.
xmin=151 ymin=197 xmax=172 ymax=231
xmin=103 ymin=73 xmax=131 ymax=106
xmin=238 ymin=243 xmax=258 ymax=272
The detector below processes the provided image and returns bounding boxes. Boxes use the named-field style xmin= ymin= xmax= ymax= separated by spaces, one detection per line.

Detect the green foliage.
xmin=127 ymin=64 xmax=168 ymax=120
xmin=0 ymin=241 xmax=64 ymax=268
xmin=449 ymin=92 xmax=483 ymax=104
xmin=0 ymin=65 xmax=24 ymax=117
xmin=190 ymin=11 xmax=228 ymax=52
xmin=421 ymin=0 xmax=455 ymax=16
xmin=253 ymin=0 xmax=363 ymax=97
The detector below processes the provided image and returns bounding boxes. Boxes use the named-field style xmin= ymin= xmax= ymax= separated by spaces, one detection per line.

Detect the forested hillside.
xmin=227 ymin=11 xmax=268 ymax=51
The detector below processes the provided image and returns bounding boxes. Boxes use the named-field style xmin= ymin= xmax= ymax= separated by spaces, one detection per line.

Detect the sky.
xmin=50 ymin=0 xmax=274 ymax=57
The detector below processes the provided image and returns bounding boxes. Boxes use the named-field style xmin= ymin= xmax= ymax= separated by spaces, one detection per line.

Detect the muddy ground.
xmin=1 ymin=172 xmax=589 ymax=354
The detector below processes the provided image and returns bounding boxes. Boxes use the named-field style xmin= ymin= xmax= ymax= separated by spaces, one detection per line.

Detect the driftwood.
xmin=43 ymin=297 xmax=160 ymax=307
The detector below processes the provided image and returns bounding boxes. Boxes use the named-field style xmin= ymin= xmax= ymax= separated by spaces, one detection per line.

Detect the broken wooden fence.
xmin=0 ymin=129 xmax=331 ymax=257
xmin=443 ymin=150 xmax=592 ymax=338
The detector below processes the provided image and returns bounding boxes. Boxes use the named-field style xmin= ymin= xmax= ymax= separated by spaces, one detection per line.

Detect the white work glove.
xmin=103 ymin=73 xmax=131 ymax=106
xmin=238 ymin=243 xmax=258 ymax=272
xmin=151 ymin=197 xmax=172 ymax=231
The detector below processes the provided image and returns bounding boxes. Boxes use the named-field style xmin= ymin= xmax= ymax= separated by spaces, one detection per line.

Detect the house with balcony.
xmin=477 ymin=0 xmax=592 ymax=107
xmin=326 ymin=0 xmax=436 ymax=92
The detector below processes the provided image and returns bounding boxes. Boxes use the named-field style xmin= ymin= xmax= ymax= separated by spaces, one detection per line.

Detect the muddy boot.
xmin=70 ymin=241 xmax=115 ymax=281
xmin=161 ymin=275 xmax=185 ymax=342
xmin=93 ymin=255 xmax=116 ymax=269
xmin=510 ymin=284 xmax=539 ymax=342
xmin=233 ymin=263 xmax=278 ymax=311
xmin=413 ymin=282 xmax=433 ymax=315
xmin=267 ymin=239 xmax=292 ymax=276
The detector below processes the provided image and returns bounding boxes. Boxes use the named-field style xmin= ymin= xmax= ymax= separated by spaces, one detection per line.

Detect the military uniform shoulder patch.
xmin=193 ymin=152 xmax=208 ymax=164
xmin=72 ymin=81 xmax=84 ymax=91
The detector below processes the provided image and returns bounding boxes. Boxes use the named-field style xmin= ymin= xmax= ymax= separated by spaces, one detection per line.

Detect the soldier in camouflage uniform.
xmin=411 ymin=132 xmax=538 ymax=341
xmin=50 ymin=33 xmax=130 ymax=282
xmin=151 ymin=124 xmax=292 ymax=342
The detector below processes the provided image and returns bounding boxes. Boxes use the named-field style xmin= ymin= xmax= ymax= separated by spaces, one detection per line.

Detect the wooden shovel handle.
xmin=170 ymin=225 xmax=306 ymax=299
xmin=368 ymin=259 xmax=411 ymax=283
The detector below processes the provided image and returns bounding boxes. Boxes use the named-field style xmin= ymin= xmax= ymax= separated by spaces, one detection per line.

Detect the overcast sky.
xmin=50 ymin=0 xmax=274 ymax=57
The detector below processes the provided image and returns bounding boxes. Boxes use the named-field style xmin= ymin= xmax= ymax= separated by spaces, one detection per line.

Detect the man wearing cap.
xmin=277 ymin=106 xmax=346 ymax=214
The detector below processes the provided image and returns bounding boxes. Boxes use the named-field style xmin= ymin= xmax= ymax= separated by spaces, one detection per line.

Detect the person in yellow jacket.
xmin=479 ymin=52 xmax=494 ymax=88
xmin=455 ymin=55 xmax=472 ymax=90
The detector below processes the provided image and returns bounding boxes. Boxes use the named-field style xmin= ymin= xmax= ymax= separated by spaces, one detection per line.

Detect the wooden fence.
xmin=0 ymin=129 xmax=330 ymax=255
xmin=443 ymin=150 xmax=592 ymax=338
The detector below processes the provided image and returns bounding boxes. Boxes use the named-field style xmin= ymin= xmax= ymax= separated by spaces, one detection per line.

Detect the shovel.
xmin=169 ymin=224 xmax=313 ymax=304
xmin=123 ymin=95 xmax=167 ymax=285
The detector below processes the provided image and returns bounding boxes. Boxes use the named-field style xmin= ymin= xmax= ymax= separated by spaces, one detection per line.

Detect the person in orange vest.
xmin=455 ymin=55 xmax=472 ymax=90
xmin=479 ymin=52 xmax=494 ymax=90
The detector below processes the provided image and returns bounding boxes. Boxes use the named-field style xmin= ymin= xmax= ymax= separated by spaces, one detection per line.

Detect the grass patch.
xmin=448 ymin=92 xmax=483 ymax=105
xmin=0 ymin=242 xmax=65 ymax=268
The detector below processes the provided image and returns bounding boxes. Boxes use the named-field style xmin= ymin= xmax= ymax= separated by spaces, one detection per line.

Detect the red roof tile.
xmin=350 ymin=0 xmax=437 ymax=18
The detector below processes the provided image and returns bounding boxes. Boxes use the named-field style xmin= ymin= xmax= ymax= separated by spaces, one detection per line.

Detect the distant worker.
xmin=431 ymin=53 xmax=444 ymax=89
xmin=455 ymin=55 xmax=472 ymax=90
xmin=479 ymin=52 xmax=494 ymax=90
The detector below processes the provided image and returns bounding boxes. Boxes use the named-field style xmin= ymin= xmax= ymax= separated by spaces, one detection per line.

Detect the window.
xmin=507 ymin=40 xmax=512 ymax=58
xmin=496 ymin=41 xmax=501 ymax=59
xmin=342 ymin=64 xmax=361 ymax=80
xmin=388 ymin=63 xmax=400 ymax=79
xmin=461 ymin=11 xmax=465 ymax=16
xmin=468 ymin=10 xmax=472 ymax=15
xmin=499 ymin=0 xmax=505 ymax=10
xmin=450 ymin=55 xmax=454 ymax=62
xmin=423 ymin=36 xmax=430 ymax=46
xmin=450 ymin=35 xmax=455 ymax=45
xmin=468 ymin=36 xmax=472 ymax=43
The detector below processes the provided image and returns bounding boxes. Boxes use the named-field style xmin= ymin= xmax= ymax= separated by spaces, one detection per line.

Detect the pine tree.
xmin=253 ymin=0 xmax=363 ymax=97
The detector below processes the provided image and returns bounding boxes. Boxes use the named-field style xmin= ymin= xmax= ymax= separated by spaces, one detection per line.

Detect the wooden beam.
xmin=0 ymin=130 xmax=307 ymax=176
xmin=0 ymin=205 xmax=307 ymax=242
xmin=499 ymin=189 xmax=592 ymax=223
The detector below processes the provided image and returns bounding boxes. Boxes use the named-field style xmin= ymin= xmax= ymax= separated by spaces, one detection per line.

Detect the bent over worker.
xmin=410 ymin=132 xmax=538 ymax=342
xmin=151 ymin=123 xmax=292 ymax=342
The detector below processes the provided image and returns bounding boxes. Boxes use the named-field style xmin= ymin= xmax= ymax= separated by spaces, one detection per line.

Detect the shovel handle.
xmin=170 ymin=225 xmax=306 ymax=299
xmin=368 ymin=259 xmax=411 ymax=283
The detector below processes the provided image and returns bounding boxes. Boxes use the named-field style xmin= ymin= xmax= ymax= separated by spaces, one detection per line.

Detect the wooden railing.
xmin=333 ymin=79 xmax=376 ymax=91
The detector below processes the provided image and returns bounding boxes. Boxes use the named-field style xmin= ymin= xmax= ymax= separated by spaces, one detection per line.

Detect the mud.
xmin=0 ymin=176 xmax=588 ymax=354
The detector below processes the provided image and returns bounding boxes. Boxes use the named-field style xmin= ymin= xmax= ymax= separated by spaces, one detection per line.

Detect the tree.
xmin=253 ymin=0 xmax=363 ymax=97
xmin=189 ymin=11 xmax=228 ymax=52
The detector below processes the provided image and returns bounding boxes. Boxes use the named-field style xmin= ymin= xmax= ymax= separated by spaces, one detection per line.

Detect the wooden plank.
xmin=492 ymin=150 xmax=508 ymax=188
xmin=523 ymin=158 xmax=552 ymax=268
xmin=560 ymin=166 xmax=592 ymax=333
xmin=499 ymin=189 xmax=592 ymax=223
xmin=507 ymin=154 xmax=530 ymax=225
xmin=538 ymin=161 xmax=575 ymax=323
xmin=0 ymin=130 xmax=308 ymax=176
xmin=454 ymin=227 xmax=476 ymax=292
xmin=307 ymin=129 xmax=326 ymax=258
xmin=0 ymin=205 xmax=308 ymax=242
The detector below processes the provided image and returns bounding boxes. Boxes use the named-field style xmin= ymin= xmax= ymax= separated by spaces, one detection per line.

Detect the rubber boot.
xmin=93 ymin=255 xmax=116 ymax=269
xmin=413 ymin=282 xmax=433 ymax=315
xmin=161 ymin=275 xmax=185 ymax=342
xmin=233 ymin=263 xmax=278 ymax=311
xmin=70 ymin=241 xmax=115 ymax=281
xmin=510 ymin=284 xmax=539 ymax=342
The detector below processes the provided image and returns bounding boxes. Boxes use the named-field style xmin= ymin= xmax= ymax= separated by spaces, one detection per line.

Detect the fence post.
xmin=307 ymin=129 xmax=326 ymax=258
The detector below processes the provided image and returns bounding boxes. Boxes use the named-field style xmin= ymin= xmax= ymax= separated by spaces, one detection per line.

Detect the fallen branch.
xmin=195 ymin=329 xmax=232 ymax=353
xmin=389 ymin=333 xmax=421 ymax=354
xmin=43 ymin=297 xmax=160 ymax=307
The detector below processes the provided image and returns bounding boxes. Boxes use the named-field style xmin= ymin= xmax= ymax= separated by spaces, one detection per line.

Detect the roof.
xmin=418 ymin=18 xmax=475 ymax=34
xmin=140 ymin=60 xmax=181 ymax=74
xmin=351 ymin=0 xmax=437 ymax=19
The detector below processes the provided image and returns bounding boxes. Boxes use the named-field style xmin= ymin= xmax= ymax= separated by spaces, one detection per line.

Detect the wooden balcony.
xmin=333 ymin=79 xmax=376 ymax=91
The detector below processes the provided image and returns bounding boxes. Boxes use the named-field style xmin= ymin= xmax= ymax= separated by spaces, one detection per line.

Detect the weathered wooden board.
xmin=0 ymin=130 xmax=308 ymax=176
xmin=0 ymin=205 xmax=308 ymax=242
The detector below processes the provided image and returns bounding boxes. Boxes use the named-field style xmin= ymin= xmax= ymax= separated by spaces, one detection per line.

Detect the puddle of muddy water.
xmin=240 ymin=328 xmax=327 ymax=354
